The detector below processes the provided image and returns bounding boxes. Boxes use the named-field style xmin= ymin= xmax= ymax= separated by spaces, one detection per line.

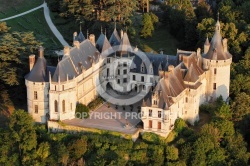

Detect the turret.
xmin=204 ymin=37 xmax=210 ymax=54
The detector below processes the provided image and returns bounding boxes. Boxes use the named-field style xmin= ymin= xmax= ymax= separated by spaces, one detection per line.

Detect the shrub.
xmin=87 ymin=97 xmax=104 ymax=110
xmin=75 ymin=103 xmax=89 ymax=118
xmin=174 ymin=118 xmax=187 ymax=133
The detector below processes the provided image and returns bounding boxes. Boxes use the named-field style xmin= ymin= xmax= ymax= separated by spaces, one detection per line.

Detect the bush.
xmin=75 ymin=103 xmax=89 ymax=118
xmin=87 ymin=97 xmax=104 ymax=110
xmin=141 ymin=132 xmax=161 ymax=144
xmin=174 ymin=118 xmax=187 ymax=133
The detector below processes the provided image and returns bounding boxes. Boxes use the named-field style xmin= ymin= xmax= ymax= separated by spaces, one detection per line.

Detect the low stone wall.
xmin=47 ymin=120 xmax=141 ymax=141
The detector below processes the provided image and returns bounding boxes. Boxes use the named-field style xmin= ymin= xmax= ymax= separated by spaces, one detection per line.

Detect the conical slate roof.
xmin=78 ymin=31 xmax=85 ymax=43
xmin=109 ymin=28 xmax=121 ymax=46
xmin=101 ymin=36 xmax=112 ymax=53
xmin=203 ymin=20 xmax=232 ymax=60
xmin=119 ymin=32 xmax=132 ymax=52
xmin=25 ymin=56 xmax=47 ymax=82
xmin=96 ymin=33 xmax=105 ymax=51
xmin=205 ymin=37 xmax=210 ymax=45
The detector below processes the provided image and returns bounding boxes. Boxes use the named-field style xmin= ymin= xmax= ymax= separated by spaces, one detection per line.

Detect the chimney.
xmin=168 ymin=65 xmax=174 ymax=72
xmin=222 ymin=38 xmax=228 ymax=52
xmin=197 ymin=48 xmax=201 ymax=57
xmin=64 ymin=46 xmax=70 ymax=56
xmin=89 ymin=34 xmax=95 ymax=46
xmin=39 ymin=46 xmax=44 ymax=58
xmin=73 ymin=32 xmax=77 ymax=41
xmin=74 ymin=40 xmax=80 ymax=49
xmin=120 ymin=29 xmax=124 ymax=39
xmin=29 ymin=54 xmax=35 ymax=71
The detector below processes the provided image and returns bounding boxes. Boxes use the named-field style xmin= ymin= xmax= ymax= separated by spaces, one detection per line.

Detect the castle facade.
xmin=25 ymin=20 xmax=231 ymax=137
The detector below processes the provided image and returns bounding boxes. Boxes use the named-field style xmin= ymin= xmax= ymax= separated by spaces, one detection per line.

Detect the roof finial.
xmin=101 ymin=25 xmax=103 ymax=34
xmin=87 ymin=29 xmax=89 ymax=39
xmin=126 ymin=26 xmax=128 ymax=32
xmin=114 ymin=18 xmax=117 ymax=29
xmin=217 ymin=12 xmax=220 ymax=21
xmin=167 ymin=55 xmax=169 ymax=65
xmin=104 ymin=28 xmax=106 ymax=36
xmin=80 ymin=21 xmax=82 ymax=32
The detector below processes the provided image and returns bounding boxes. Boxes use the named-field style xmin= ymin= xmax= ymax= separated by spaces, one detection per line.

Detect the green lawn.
xmin=5 ymin=8 xmax=62 ymax=50
xmin=140 ymin=26 xmax=179 ymax=55
xmin=0 ymin=0 xmax=44 ymax=19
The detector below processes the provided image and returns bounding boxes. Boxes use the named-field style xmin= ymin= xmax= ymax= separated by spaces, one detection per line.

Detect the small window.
xmin=214 ymin=68 xmax=217 ymax=75
xmin=117 ymin=79 xmax=120 ymax=84
xmin=141 ymin=76 xmax=144 ymax=82
xmin=141 ymin=66 xmax=144 ymax=72
xmin=54 ymin=100 xmax=58 ymax=112
xmin=123 ymin=69 xmax=127 ymax=74
xmin=149 ymin=120 xmax=152 ymax=128
xmin=35 ymin=105 xmax=38 ymax=114
xmin=158 ymin=111 xmax=161 ymax=118
xmin=55 ymin=85 xmax=56 ymax=91
xmin=62 ymin=100 xmax=66 ymax=113
xmin=62 ymin=85 xmax=64 ymax=91
xmin=118 ymin=69 xmax=120 ymax=75
xmin=158 ymin=122 xmax=161 ymax=129
xmin=186 ymin=97 xmax=188 ymax=103
xmin=149 ymin=109 xmax=152 ymax=117
xmin=213 ymin=83 xmax=216 ymax=90
xmin=34 ymin=91 xmax=38 ymax=100
xmin=141 ymin=111 xmax=144 ymax=117
xmin=107 ymin=58 xmax=110 ymax=63
xmin=123 ymin=78 xmax=127 ymax=83
xmin=154 ymin=100 xmax=158 ymax=105
xmin=133 ymin=75 xmax=135 ymax=81
xmin=123 ymin=63 xmax=127 ymax=67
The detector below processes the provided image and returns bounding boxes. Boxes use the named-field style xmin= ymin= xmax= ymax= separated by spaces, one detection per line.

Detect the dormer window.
xmin=141 ymin=66 xmax=144 ymax=72
xmin=107 ymin=58 xmax=110 ymax=63
xmin=154 ymin=100 xmax=158 ymax=105
xmin=149 ymin=109 xmax=152 ymax=117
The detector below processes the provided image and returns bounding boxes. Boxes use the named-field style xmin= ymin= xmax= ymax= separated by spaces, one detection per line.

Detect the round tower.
xmin=202 ymin=20 xmax=232 ymax=102
xmin=25 ymin=46 xmax=50 ymax=123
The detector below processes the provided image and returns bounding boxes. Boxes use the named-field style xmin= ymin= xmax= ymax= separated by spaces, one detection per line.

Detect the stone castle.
xmin=25 ymin=20 xmax=231 ymax=137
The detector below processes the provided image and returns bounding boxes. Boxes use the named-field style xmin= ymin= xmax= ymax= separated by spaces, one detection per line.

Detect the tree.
xmin=0 ymin=29 xmax=41 ymax=86
xmin=0 ymin=22 xmax=9 ymax=33
xmin=174 ymin=118 xmax=187 ymax=133
xmin=67 ymin=136 xmax=88 ymax=162
xmin=141 ymin=12 xmax=158 ymax=38
xmin=8 ymin=110 xmax=37 ymax=165
xmin=231 ymin=92 xmax=250 ymax=121
xmin=75 ymin=103 xmax=90 ymax=118
xmin=165 ymin=145 xmax=178 ymax=161
xmin=215 ymin=103 xmax=232 ymax=120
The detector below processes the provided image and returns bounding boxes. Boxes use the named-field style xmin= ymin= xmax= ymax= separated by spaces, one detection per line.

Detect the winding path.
xmin=0 ymin=2 xmax=69 ymax=46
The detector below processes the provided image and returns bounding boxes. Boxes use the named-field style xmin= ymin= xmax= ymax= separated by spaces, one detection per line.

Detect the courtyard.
xmin=63 ymin=102 xmax=143 ymax=134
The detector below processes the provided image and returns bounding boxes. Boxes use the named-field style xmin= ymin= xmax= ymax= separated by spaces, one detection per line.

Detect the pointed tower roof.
xmin=109 ymin=28 xmax=121 ymax=46
xmin=205 ymin=36 xmax=210 ymax=45
xmin=203 ymin=18 xmax=232 ymax=60
xmin=78 ymin=31 xmax=85 ymax=43
xmin=25 ymin=47 xmax=47 ymax=82
xmin=119 ymin=32 xmax=132 ymax=52
xmin=101 ymin=35 xmax=112 ymax=53
xmin=184 ymin=63 xmax=199 ymax=82
xmin=96 ymin=32 xmax=105 ymax=51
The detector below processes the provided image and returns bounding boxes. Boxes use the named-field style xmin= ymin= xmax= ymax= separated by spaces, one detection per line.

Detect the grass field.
xmin=0 ymin=0 xmax=43 ymax=19
xmin=5 ymin=8 xmax=62 ymax=50
xmin=140 ymin=26 xmax=179 ymax=55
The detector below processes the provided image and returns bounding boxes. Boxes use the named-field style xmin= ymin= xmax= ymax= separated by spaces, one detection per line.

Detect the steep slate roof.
xmin=131 ymin=53 xmax=177 ymax=75
xmin=25 ymin=56 xmax=47 ymax=82
xmin=119 ymin=32 xmax=132 ymax=52
xmin=184 ymin=63 xmax=199 ymax=82
xmin=203 ymin=20 xmax=232 ymax=60
xmin=96 ymin=33 xmax=105 ymax=52
xmin=109 ymin=28 xmax=121 ymax=46
xmin=52 ymin=39 xmax=99 ymax=82
xmin=78 ymin=31 xmax=85 ymax=43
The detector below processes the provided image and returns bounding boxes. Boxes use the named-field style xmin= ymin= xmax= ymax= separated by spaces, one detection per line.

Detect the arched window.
xmin=62 ymin=100 xmax=66 ymax=113
xmin=54 ymin=100 xmax=58 ymax=112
